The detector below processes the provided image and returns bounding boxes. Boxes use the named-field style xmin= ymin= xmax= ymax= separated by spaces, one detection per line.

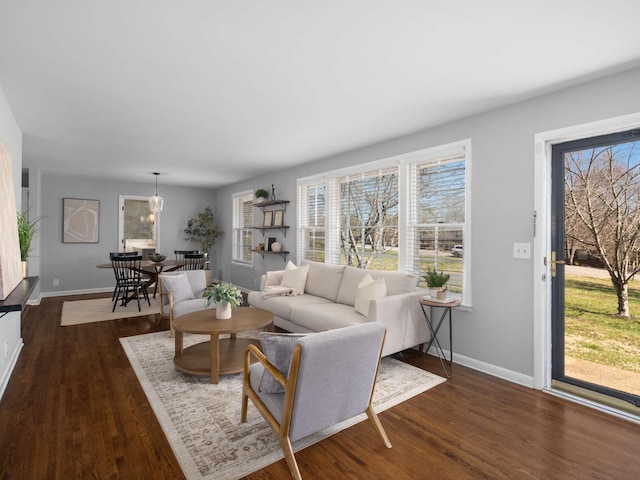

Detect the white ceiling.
xmin=1 ymin=1 xmax=640 ymax=188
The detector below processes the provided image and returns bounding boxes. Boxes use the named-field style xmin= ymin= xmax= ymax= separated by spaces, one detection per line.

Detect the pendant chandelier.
xmin=149 ymin=172 xmax=164 ymax=213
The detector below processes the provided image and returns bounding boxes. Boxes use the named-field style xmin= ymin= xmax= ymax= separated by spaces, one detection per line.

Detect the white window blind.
xmin=329 ymin=167 xmax=399 ymax=269
xmin=406 ymin=150 xmax=466 ymax=295
xmin=298 ymin=140 xmax=470 ymax=303
xmin=232 ymin=191 xmax=253 ymax=265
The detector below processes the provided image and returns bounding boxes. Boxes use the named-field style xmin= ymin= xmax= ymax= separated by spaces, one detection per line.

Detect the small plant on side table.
xmin=424 ymin=267 xmax=450 ymax=300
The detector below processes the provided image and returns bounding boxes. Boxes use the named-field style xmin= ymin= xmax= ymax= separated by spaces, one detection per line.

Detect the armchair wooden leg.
xmin=279 ymin=436 xmax=302 ymax=480
xmin=366 ymin=405 xmax=392 ymax=448
xmin=241 ymin=391 xmax=248 ymax=423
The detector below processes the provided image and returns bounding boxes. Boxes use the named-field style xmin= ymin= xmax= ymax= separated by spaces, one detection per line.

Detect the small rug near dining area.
xmin=61 ymin=297 xmax=161 ymax=326
xmin=120 ymin=331 xmax=446 ymax=480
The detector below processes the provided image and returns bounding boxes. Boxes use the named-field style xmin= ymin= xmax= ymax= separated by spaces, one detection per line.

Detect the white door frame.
xmin=117 ymin=195 xmax=160 ymax=252
xmin=533 ymin=112 xmax=640 ymax=390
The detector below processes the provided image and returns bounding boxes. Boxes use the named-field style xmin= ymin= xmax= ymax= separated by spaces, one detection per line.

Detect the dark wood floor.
xmin=1 ymin=294 xmax=639 ymax=479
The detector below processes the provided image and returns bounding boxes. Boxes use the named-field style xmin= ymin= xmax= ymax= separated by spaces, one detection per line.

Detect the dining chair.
xmin=241 ymin=322 xmax=391 ymax=480
xmin=174 ymin=250 xmax=198 ymax=264
xmin=183 ymin=253 xmax=205 ymax=270
xmin=109 ymin=252 xmax=140 ymax=300
xmin=110 ymin=253 xmax=151 ymax=312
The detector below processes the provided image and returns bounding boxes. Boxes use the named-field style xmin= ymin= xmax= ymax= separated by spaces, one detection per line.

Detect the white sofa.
xmin=247 ymin=260 xmax=430 ymax=356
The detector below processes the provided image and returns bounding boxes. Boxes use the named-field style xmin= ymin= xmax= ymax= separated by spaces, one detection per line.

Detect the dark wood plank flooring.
xmin=1 ymin=294 xmax=639 ymax=479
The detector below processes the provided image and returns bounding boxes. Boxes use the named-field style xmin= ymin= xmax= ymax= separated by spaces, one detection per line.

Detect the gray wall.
xmin=213 ymin=66 xmax=640 ymax=384
xmin=39 ymin=172 xmax=216 ymax=294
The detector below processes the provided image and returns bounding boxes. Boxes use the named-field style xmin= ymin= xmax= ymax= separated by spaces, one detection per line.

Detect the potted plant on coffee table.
xmin=424 ymin=267 xmax=450 ymax=300
xmin=203 ymin=283 xmax=243 ymax=319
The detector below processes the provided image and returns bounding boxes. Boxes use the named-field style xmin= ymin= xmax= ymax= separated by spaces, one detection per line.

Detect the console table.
xmin=419 ymin=297 xmax=460 ymax=378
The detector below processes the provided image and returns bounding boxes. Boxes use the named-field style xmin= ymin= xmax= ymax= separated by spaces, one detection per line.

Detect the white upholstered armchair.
xmin=241 ymin=322 xmax=391 ymax=480
xmin=158 ymin=270 xmax=212 ymax=336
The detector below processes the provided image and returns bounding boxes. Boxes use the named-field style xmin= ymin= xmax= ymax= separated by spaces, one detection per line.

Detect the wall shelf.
xmin=252 ymin=225 xmax=290 ymax=237
xmin=252 ymin=198 xmax=289 ymax=261
xmin=252 ymin=199 xmax=290 ymax=212
xmin=251 ymin=249 xmax=289 ymax=263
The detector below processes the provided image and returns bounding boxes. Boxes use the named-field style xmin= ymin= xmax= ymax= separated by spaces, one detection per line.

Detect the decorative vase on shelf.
xmin=271 ymin=242 xmax=282 ymax=252
xmin=216 ymin=301 xmax=232 ymax=319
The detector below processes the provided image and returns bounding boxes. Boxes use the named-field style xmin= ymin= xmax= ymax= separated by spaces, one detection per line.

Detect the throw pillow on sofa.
xmin=259 ymin=332 xmax=308 ymax=393
xmin=280 ymin=261 xmax=309 ymax=296
xmin=354 ymin=274 xmax=387 ymax=317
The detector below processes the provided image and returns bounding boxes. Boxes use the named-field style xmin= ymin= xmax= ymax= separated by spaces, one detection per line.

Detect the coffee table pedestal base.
xmin=174 ymin=336 xmax=260 ymax=384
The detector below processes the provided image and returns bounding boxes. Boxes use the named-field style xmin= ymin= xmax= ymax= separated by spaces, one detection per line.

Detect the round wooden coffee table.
xmin=173 ymin=306 xmax=274 ymax=384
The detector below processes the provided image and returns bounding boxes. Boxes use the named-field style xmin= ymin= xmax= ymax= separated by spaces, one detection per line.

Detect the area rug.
xmin=61 ymin=297 xmax=160 ymax=326
xmin=120 ymin=331 xmax=446 ymax=480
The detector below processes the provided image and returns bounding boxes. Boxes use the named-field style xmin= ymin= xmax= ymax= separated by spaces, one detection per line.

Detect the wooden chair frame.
xmin=241 ymin=333 xmax=391 ymax=480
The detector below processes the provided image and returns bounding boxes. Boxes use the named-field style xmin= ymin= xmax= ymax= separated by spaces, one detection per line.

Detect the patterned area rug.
xmin=120 ymin=331 xmax=446 ymax=480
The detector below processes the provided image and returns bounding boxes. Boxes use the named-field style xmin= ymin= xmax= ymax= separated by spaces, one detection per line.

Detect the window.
xmin=232 ymin=191 xmax=253 ymax=265
xmin=298 ymin=140 xmax=470 ymax=303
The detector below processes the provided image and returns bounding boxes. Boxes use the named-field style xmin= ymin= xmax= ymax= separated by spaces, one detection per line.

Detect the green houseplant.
xmin=203 ymin=283 xmax=243 ymax=319
xmin=17 ymin=211 xmax=42 ymax=277
xmin=424 ymin=267 xmax=450 ymax=299
xmin=183 ymin=207 xmax=222 ymax=258
xmin=254 ymin=188 xmax=269 ymax=201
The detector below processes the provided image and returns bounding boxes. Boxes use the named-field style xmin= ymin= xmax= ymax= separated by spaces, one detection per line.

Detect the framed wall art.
xmin=273 ymin=210 xmax=284 ymax=227
xmin=263 ymin=210 xmax=273 ymax=226
xmin=63 ymin=198 xmax=100 ymax=243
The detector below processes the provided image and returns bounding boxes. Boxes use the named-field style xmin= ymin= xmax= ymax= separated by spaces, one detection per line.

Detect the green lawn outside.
xmin=565 ymin=275 xmax=640 ymax=373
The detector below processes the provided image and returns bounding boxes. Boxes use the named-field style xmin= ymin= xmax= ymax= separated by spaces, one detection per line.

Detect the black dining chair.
xmin=109 ymin=252 xmax=140 ymax=300
xmin=183 ymin=253 xmax=206 ymax=270
xmin=174 ymin=250 xmax=198 ymax=270
xmin=110 ymin=253 xmax=151 ymax=312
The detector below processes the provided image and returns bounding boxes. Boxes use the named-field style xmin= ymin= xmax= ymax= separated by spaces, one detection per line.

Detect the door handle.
xmin=549 ymin=251 xmax=566 ymax=278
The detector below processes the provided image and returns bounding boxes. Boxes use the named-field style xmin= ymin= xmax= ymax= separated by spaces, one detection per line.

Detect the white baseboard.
xmin=426 ymin=347 xmax=534 ymax=388
xmin=0 ymin=338 xmax=23 ymax=402
xmin=38 ymin=287 xmax=113 ymax=300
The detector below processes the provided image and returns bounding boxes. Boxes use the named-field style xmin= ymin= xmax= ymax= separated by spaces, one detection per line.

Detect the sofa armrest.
xmin=368 ymin=291 xmax=430 ymax=356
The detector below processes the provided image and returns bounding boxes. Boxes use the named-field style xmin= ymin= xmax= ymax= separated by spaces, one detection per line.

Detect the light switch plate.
xmin=513 ymin=242 xmax=531 ymax=259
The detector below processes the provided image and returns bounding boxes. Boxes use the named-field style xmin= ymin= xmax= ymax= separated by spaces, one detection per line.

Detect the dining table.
xmin=97 ymin=259 xmax=184 ymax=298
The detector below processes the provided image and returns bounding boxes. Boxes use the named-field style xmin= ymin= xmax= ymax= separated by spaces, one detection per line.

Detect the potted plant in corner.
xmin=184 ymin=206 xmax=222 ymax=261
xmin=203 ymin=283 xmax=243 ymax=319
xmin=17 ymin=211 xmax=42 ymax=278
xmin=424 ymin=267 xmax=450 ymax=300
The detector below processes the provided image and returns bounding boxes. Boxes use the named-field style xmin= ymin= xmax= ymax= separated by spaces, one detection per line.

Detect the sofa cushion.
xmin=248 ymin=291 xmax=333 ymax=320
xmin=301 ymin=260 xmax=345 ymax=302
xmin=265 ymin=270 xmax=285 ymax=287
xmin=280 ymin=261 xmax=309 ymax=296
xmin=259 ymin=332 xmax=307 ymax=393
xmin=354 ymin=275 xmax=387 ymax=317
xmin=291 ymin=303 xmax=370 ymax=331
xmin=160 ymin=273 xmax=195 ymax=303
xmin=336 ymin=267 xmax=371 ymax=306
xmin=368 ymin=270 xmax=416 ymax=295
xmin=337 ymin=266 xmax=416 ymax=305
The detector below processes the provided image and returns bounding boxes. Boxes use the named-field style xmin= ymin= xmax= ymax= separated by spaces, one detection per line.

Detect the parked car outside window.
xmin=451 ymin=245 xmax=463 ymax=257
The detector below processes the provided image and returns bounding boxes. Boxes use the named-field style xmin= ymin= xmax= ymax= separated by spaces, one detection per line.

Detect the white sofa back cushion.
xmin=337 ymin=266 xmax=417 ymax=306
xmin=301 ymin=260 xmax=346 ymax=302
xmin=280 ymin=261 xmax=309 ymax=296
xmin=354 ymin=275 xmax=387 ymax=317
